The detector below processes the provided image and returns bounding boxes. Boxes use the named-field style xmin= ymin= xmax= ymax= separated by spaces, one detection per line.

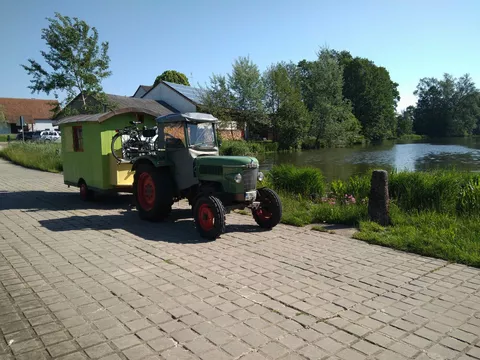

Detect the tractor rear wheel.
xmin=133 ymin=164 xmax=174 ymax=221
xmin=193 ymin=196 xmax=226 ymax=240
xmin=252 ymin=188 xmax=282 ymax=229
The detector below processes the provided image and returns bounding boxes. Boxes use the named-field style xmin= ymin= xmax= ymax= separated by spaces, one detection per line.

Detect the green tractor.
xmin=128 ymin=112 xmax=282 ymax=239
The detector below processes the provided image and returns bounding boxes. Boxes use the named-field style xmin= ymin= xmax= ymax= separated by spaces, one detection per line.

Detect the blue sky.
xmin=1 ymin=0 xmax=479 ymax=111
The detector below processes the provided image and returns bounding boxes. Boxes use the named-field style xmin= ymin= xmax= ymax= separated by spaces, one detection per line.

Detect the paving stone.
xmin=76 ymin=332 xmax=106 ymax=348
xmin=136 ymin=326 xmax=164 ymax=341
xmin=185 ymin=337 xmax=216 ymax=355
xmin=85 ymin=343 xmax=114 ymax=359
xmin=316 ymin=337 xmax=344 ymax=354
xmin=10 ymin=339 xmax=43 ymax=355
xmin=122 ymin=344 xmax=154 ymax=360
xmin=171 ymin=328 xmax=198 ymax=343
xmin=41 ymin=330 xmax=71 ymax=346
xmin=199 ymin=348 xmax=231 ymax=360
xmin=112 ymin=335 xmax=141 ymax=350
xmin=148 ymin=337 xmax=176 ymax=352
xmin=260 ymin=341 xmax=289 ymax=358
xmin=222 ymin=339 xmax=251 ymax=357
xmin=47 ymin=340 xmax=78 ymax=357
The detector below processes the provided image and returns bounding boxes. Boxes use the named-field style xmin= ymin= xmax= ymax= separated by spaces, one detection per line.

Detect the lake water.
xmin=258 ymin=137 xmax=480 ymax=181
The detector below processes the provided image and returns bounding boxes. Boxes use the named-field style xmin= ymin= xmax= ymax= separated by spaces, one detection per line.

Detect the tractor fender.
xmin=132 ymin=155 xmax=172 ymax=172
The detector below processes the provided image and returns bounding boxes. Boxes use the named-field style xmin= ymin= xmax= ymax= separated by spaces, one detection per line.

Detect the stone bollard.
xmin=368 ymin=170 xmax=390 ymax=226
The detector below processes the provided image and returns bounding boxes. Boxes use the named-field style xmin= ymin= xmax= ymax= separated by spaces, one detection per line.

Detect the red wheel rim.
xmin=255 ymin=207 xmax=272 ymax=221
xmin=80 ymin=184 xmax=87 ymax=200
xmin=198 ymin=203 xmax=214 ymax=231
xmin=138 ymin=172 xmax=155 ymax=211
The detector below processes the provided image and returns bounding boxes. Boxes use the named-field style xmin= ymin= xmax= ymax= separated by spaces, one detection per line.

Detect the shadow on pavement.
xmin=39 ymin=213 xmax=267 ymax=244
xmin=0 ymin=190 xmax=134 ymax=211
xmin=2 ymin=190 xmax=269 ymax=243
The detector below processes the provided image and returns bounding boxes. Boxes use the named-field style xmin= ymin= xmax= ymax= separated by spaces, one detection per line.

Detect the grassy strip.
xmin=0 ymin=134 xmax=14 ymax=142
xmin=0 ymin=142 xmax=62 ymax=173
xmin=354 ymin=206 xmax=480 ymax=267
xmin=265 ymin=166 xmax=480 ymax=267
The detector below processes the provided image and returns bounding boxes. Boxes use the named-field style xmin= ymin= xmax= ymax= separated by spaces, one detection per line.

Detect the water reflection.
xmin=259 ymin=137 xmax=480 ymax=181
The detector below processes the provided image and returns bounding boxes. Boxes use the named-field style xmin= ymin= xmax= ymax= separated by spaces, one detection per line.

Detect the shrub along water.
xmin=0 ymin=142 xmax=62 ymax=173
xmin=219 ymin=140 xmax=279 ymax=156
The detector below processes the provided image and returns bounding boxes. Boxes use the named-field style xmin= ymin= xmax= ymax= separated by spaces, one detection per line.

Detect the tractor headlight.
xmin=257 ymin=171 xmax=264 ymax=182
xmin=234 ymin=173 xmax=242 ymax=183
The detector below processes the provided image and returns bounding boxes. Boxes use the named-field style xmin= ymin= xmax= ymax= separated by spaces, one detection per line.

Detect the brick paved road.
xmin=0 ymin=159 xmax=479 ymax=360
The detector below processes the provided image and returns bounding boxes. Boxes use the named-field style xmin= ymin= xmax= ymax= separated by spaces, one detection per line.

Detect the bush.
xmin=220 ymin=140 xmax=253 ymax=156
xmin=0 ymin=142 xmax=62 ymax=172
xmin=220 ymin=140 xmax=279 ymax=156
xmin=267 ymin=164 xmax=325 ymax=197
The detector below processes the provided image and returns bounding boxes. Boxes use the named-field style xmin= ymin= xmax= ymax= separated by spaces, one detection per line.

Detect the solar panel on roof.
xmin=164 ymin=81 xmax=205 ymax=104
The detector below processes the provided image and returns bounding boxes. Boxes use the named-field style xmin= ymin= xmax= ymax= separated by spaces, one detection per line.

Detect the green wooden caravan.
xmin=54 ymin=96 xmax=172 ymax=200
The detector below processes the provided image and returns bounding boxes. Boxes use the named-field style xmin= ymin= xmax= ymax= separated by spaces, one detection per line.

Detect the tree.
xmin=341 ymin=57 xmax=400 ymax=141
xmin=301 ymin=48 xmax=361 ymax=147
xmin=198 ymin=74 xmax=237 ymax=138
xmin=227 ymin=56 xmax=266 ymax=137
xmin=413 ymin=73 xmax=480 ymax=137
xmin=263 ymin=62 xmax=309 ymax=149
xmin=396 ymin=105 xmax=415 ymax=137
xmin=21 ymin=12 xmax=112 ymax=114
xmin=153 ymin=70 xmax=190 ymax=87
xmin=0 ymin=105 xmax=7 ymax=131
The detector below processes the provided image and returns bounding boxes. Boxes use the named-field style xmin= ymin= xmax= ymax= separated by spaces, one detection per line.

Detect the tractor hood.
xmin=195 ymin=156 xmax=259 ymax=168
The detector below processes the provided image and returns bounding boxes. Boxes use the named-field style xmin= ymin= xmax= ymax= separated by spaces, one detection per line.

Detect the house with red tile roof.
xmin=0 ymin=97 xmax=59 ymax=134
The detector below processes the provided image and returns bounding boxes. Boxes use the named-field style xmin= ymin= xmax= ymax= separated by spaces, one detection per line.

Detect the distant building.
xmin=133 ymin=81 xmax=243 ymax=140
xmin=0 ymin=97 xmax=59 ymax=134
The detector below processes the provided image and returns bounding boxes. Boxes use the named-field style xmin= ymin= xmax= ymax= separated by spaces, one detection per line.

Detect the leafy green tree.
xmin=304 ymin=48 xmax=361 ymax=147
xmin=263 ymin=62 xmax=309 ymax=149
xmin=0 ymin=105 xmax=8 ymax=132
xmin=198 ymin=74 xmax=237 ymax=137
xmin=396 ymin=106 xmax=415 ymax=136
xmin=21 ymin=12 xmax=112 ymax=114
xmin=153 ymin=70 xmax=190 ymax=87
xmin=227 ymin=56 xmax=266 ymax=136
xmin=341 ymin=57 xmax=399 ymax=140
xmin=413 ymin=73 xmax=480 ymax=136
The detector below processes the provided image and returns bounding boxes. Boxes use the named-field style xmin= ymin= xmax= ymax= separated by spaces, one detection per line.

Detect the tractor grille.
xmin=243 ymin=168 xmax=258 ymax=192
xmin=199 ymin=165 xmax=222 ymax=176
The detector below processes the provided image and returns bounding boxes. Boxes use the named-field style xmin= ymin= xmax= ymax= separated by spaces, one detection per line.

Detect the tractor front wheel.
xmin=133 ymin=164 xmax=173 ymax=221
xmin=193 ymin=196 xmax=226 ymax=240
xmin=252 ymin=188 xmax=282 ymax=229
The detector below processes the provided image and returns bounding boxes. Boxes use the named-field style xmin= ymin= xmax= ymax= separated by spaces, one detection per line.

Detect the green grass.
xmin=0 ymin=142 xmax=62 ymax=173
xmin=0 ymin=134 xmax=14 ymax=142
xmin=354 ymin=206 xmax=480 ymax=267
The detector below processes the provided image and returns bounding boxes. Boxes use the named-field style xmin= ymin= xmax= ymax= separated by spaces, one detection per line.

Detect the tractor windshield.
xmin=187 ymin=122 xmax=216 ymax=150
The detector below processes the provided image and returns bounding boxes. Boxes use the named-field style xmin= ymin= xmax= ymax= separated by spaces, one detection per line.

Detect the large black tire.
xmin=252 ymin=188 xmax=282 ymax=229
xmin=133 ymin=164 xmax=174 ymax=221
xmin=193 ymin=196 xmax=226 ymax=240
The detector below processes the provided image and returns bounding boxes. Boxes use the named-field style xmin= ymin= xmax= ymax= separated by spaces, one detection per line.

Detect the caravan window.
xmin=73 ymin=126 xmax=83 ymax=152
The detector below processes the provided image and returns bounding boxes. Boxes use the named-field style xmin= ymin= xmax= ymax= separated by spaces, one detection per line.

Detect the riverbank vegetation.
xmin=199 ymin=48 xmax=480 ymax=151
xmin=262 ymin=165 xmax=480 ymax=267
xmin=0 ymin=142 xmax=62 ymax=172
